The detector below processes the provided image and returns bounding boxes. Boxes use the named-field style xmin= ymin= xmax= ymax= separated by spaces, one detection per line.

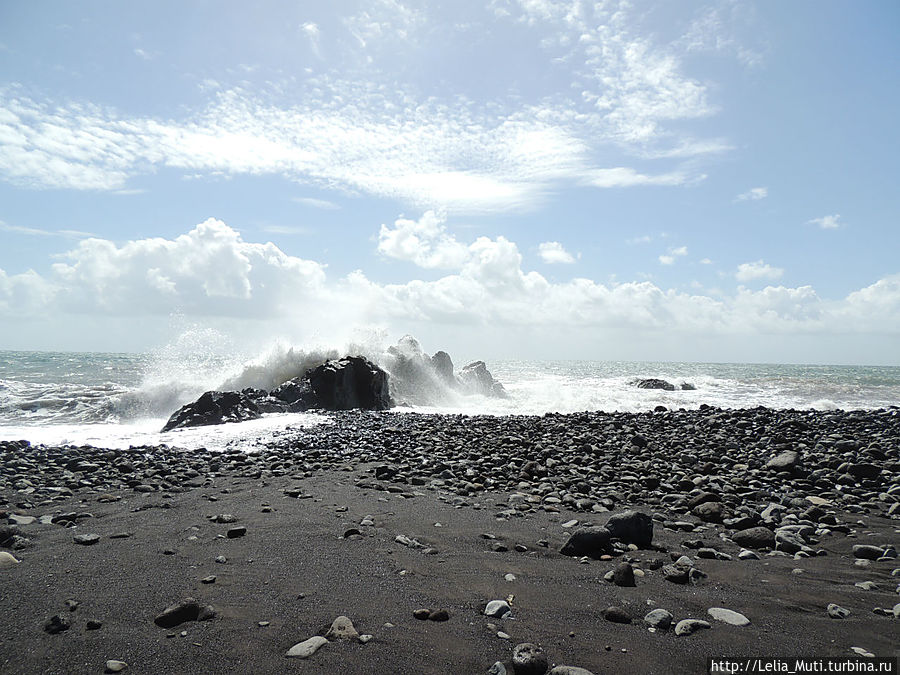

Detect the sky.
xmin=0 ymin=0 xmax=899 ymax=365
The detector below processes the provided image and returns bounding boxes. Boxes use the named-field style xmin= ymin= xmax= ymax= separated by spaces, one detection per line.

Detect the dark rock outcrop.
xmin=161 ymin=391 xmax=261 ymax=432
xmin=306 ymin=356 xmax=391 ymax=411
xmin=459 ymin=361 xmax=508 ymax=398
xmin=633 ymin=379 xmax=676 ymax=391
xmin=431 ymin=351 xmax=456 ymax=385
xmin=161 ymin=356 xmax=391 ymax=431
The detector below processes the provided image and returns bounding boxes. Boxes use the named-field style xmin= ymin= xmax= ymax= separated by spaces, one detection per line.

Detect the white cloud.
xmin=261 ymin=225 xmax=314 ymax=236
xmin=0 ymin=218 xmax=325 ymax=317
xmin=808 ymin=214 xmax=842 ymax=229
xmin=584 ymin=167 xmax=690 ymax=188
xmin=736 ymin=186 xmax=767 ymax=201
xmin=0 ymin=220 xmax=94 ymax=238
xmin=2 ymin=219 xmax=899 ymax=351
xmin=700 ymin=258 xmax=712 ymax=265
xmin=292 ymin=197 xmax=340 ymax=210
xmin=627 ymin=235 xmax=652 ymax=245
xmin=538 ymin=241 xmax=575 ymax=264
xmin=659 ymin=245 xmax=688 ymax=265
xmin=736 ymin=259 xmax=784 ymax=282
xmin=0 ymin=0 xmax=731 ymax=213
xmin=681 ymin=2 xmax=766 ymax=67
xmin=300 ymin=22 xmax=322 ymax=57
xmin=377 ymin=211 xmax=469 ymax=269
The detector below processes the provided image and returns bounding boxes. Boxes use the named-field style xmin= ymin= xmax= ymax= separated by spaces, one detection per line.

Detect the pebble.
xmin=505 ymin=573 xmax=517 ymax=582
xmin=488 ymin=663 xmax=508 ymax=675
xmin=674 ymin=619 xmax=711 ymax=636
xmin=549 ymin=668 xmax=596 ymax=675
xmin=226 ymin=526 xmax=247 ymax=538
xmin=512 ymin=642 xmax=549 ymax=675
xmin=851 ymin=647 xmax=875 ymax=657
xmin=827 ymin=604 xmax=850 ymax=619
xmin=428 ymin=609 xmax=450 ymax=622
xmin=485 ymin=600 xmax=512 ymax=618
xmin=73 ymin=533 xmax=100 ymax=545
xmin=44 ymin=615 xmax=70 ymax=634
xmin=413 ymin=608 xmax=431 ymax=620
xmin=104 ymin=660 xmax=128 ymax=673
xmin=86 ymin=620 xmax=102 ymax=630
xmin=602 ymin=606 xmax=632 ymax=624
xmin=0 ymin=551 xmax=20 ymax=568
xmin=285 ymin=636 xmax=328 ymax=658
xmin=644 ymin=608 xmax=673 ymax=630
xmin=325 ymin=615 xmax=359 ymax=641
xmin=200 ymin=575 xmax=216 ymax=584
xmin=612 ymin=562 xmax=636 ymax=587
xmin=707 ymin=608 xmax=750 ymax=626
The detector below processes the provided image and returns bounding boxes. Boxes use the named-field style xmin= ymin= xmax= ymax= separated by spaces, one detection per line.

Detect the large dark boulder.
xmin=633 ymin=379 xmax=675 ymax=391
xmin=459 ymin=361 xmax=508 ymax=398
xmin=605 ymin=510 xmax=654 ymax=548
xmin=161 ymin=391 xmax=261 ymax=432
xmin=307 ymin=356 xmax=391 ymax=411
xmin=560 ymin=527 xmax=612 ymax=558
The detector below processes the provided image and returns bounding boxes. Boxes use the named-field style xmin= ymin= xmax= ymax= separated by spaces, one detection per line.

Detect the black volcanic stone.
xmin=560 ymin=527 xmax=612 ymax=559
xmin=731 ymin=526 xmax=775 ymax=550
xmin=605 ymin=510 xmax=653 ymax=548
xmin=154 ymin=598 xmax=201 ymax=628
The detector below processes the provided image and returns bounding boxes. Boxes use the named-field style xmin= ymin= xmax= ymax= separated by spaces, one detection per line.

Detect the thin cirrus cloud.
xmin=0 ymin=1 xmax=737 ymax=214
xmin=1 ymin=219 xmax=898 ymax=340
xmin=292 ymin=197 xmax=340 ymax=210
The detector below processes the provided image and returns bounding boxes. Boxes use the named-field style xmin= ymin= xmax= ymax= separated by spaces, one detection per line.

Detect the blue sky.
xmin=1 ymin=1 xmax=898 ymax=364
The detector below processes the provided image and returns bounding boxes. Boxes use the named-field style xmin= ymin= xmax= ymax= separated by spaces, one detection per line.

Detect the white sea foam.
xmin=0 ymin=412 xmax=328 ymax=452
xmin=2 ymin=338 xmax=899 ymax=451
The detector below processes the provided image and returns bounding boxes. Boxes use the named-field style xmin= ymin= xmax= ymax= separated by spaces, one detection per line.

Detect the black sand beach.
xmin=2 ymin=407 xmax=898 ymax=674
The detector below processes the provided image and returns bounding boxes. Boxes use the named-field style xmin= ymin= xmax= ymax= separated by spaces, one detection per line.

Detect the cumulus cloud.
xmin=2 ymin=219 xmax=899 ymax=346
xmin=736 ymin=259 xmax=784 ymax=282
xmin=736 ymin=186 xmax=767 ymax=201
xmin=377 ymin=211 xmax=470 ymax=269
xmin=808 ymin=214 xmax=842 ymax=229
xmin=1 ymin=218 xmax=325 ymax=317
xmin=538 ymin=241 xmax=576 ymax=264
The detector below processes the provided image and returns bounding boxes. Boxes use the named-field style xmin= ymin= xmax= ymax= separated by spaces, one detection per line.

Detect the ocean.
xmin=2 ymin=346 xmax=899 ymax=452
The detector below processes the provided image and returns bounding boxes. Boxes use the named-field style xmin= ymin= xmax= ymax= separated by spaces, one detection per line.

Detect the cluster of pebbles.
xmin=2 ymin=405 xmax=899 ymax=673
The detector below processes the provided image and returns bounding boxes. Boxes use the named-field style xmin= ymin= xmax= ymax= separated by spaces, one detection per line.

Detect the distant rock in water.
xmin=459 ymin=361 xmax=508 ymax=398
xmin=161 ymin=391 xmax=262 ymax=432
xmin=431 ymin=350 xmax=456 ymax=385
xmin=381 ymin=335 xmax=508 ymax=405
xmin=633 ymin=378 xmax=676 ymax=391
xmin=161 ymin=337 xmax=508 ymax=430
xmin=162 ymin=356 xmax=390 ymax=431
xmin=680 ymin=382 xmax=696 ymax=391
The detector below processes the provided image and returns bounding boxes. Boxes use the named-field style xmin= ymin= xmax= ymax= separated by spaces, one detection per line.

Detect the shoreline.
xmin=2 ymin=406 xmax=898 ymax=674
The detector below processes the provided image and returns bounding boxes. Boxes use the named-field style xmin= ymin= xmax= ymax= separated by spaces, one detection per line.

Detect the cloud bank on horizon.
xmin=0 ymin=1 xmax=898 ymax=363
